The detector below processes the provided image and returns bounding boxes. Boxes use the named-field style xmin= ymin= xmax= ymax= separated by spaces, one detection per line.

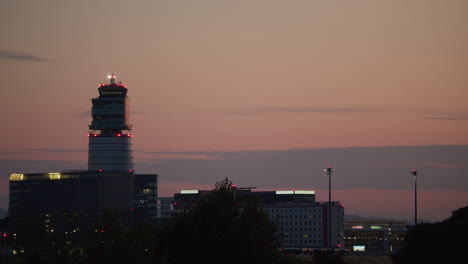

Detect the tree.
xmin=166 ymin=178 xmax=285 ymax=264
xmin=393 ymin=206 xmax=468 ymax=264
xmin=83 ymin=210 xmax=161 ymax=264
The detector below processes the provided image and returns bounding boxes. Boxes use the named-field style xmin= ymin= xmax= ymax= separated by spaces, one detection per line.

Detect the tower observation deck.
xmin=88 ymin=74 xmax=134 ymax=171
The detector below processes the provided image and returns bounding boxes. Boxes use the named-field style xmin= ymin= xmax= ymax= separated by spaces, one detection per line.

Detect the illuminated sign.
xmin=352 ymin=225 xmax=364 ymax=229
xmin=180 ymin=190 xmax=199 ymax=194
xmin=9 ymin=173 xmax=24 ymax=181
xmin=371 ymin=226 xmax=383 ymax=229
xmin=353 ymin=245 xmax=365 ymax=251
xmin=295 ymin=190 xmax=315 ymax=195
xmin=48 ymin=172 xmax=61 ymax=180
xmin=276 ymin=190 xmax=294 ymax=195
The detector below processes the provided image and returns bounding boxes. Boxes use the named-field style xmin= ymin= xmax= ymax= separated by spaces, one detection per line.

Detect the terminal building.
xmin=344 ymin=218 xmax=407 ymax=255
xmin=173 ymin=188 xmax=344 ymax=250
xmin=8 ymin=75 xmax=158 ymax=234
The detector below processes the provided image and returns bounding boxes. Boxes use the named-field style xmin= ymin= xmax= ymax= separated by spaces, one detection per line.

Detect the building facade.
xmin=8 ymin=171 xmax=134 ymax=234
xmin=133 ymin=174 xmax=158 ymax=223
xmin=157 ymin=197 xmax=175 ymax=219
xmin=344 ymin=219 xmax=407 ymax=255
xmin=173 ymin=189 xmax=344 ymax=250
xmin=265 ymin=201 xmax=344 ymax=249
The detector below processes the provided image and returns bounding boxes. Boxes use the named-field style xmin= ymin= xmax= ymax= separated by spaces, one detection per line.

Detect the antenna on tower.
xmin=107 ymin=73 xmax=117 ymax=85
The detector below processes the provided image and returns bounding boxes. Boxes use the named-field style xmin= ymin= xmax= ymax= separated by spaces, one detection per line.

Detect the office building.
xmin=8 ymin=171 xmax=133 ymax=234
xmin=133 ymin=174 xmax=158 ymax=222
xmin=173 ymin=189 xmax=344 ymax=249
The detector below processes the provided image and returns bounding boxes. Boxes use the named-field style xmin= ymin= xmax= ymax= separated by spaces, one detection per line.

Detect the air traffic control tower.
xmin=88 ymin=74 xmax=134 ymax=171
xmin=8 ymin=74 xmax=158 ymax=235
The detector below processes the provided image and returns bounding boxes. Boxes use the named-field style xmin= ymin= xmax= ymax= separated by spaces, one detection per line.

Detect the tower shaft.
xmin=88 ymin=75 xmax=134 ymax=171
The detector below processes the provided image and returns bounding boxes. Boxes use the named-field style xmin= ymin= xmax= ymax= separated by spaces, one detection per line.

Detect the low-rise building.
xmin=173 ymin=188 xmax=344 ymax=250
xmin=344 ymin=219 xmax=407 ymax=255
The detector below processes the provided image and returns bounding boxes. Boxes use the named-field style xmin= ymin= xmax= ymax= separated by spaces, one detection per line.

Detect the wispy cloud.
xmin=222 ymin=106 xmax=468 ymax=122
xmin=134 ymin=145 xmax=468 ymax=192
xmin=0 ymin=148 xmax=86 ymax=159
xmin=136 ymin=150 xmax=224 ymax=160
xmin=0 ymin=49 xmax=56 ymax=62
xmin=422 ymin=116 xmax=468 ymax=121
xmin=223 ymin=106 xmax=387 ymax=116
xmin=26 ymin=148 xmax=87 ymax=153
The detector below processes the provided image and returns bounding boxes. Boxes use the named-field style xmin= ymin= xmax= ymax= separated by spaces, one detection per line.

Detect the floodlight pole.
xmin=325 ymin=166 xmax=333 ymax=248
xmin=411 ymin=169 xmax=418 ymax=226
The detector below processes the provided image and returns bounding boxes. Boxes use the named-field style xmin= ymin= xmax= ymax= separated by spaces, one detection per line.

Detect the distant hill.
xmin=0 ymin=208 xmax=6 ymax=219
xmin=345 ymin=214 xmax=433 ymax=224
xmin=345 ymin=214 xmax=389 ymax=221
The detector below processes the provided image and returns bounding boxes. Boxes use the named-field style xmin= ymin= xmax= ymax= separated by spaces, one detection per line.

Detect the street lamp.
xmin=324 ymin=166 xmax=333 ymax=248
xmin=411 ymin=169 xmax=418 ymax=226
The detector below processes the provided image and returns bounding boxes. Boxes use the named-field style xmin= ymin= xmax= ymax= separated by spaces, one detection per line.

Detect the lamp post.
xmin=411 ymin=169 xmax=418 ymax=226
xmin=324 ymin=166 xmax=333 ymax=248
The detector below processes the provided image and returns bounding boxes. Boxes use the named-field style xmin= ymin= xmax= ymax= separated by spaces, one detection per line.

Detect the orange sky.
xmin=1 ymin=0 xmax=467 ymax=153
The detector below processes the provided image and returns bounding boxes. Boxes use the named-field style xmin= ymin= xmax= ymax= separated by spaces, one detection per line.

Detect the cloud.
xmin=0 ymin=49 xmax=56 ymax=62
xmin=136 ymin=150 xmax=224 ymax=160
xmin=1 ymin=145 xmax=467 ymax=220
xmin=135 ymin=145 xmax=468 ymax=192
xmin=422 ymin=116 xmax=468 ymax=121
xmin=26 ymin=148 xmax=87 ymax=153
xmin=221 ymin=106 xmax=468 ymax=122
xmin=0 ymin=148 xmax=86 ymax=156
xmin=222 ymin=106 xmax=388 ymax=116
xmin=0 ymin=148 xmax=87 ymax=162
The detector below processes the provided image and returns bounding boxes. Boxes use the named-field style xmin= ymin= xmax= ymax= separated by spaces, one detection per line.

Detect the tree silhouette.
xmin=166 ymin=178 xmax=285 ymax=264
xmin=393 ymin=206 xmax=468 ymax=264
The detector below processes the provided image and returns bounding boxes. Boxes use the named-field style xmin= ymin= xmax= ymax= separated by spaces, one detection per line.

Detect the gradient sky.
xmin=1 ymin=0 xmax=467 ymax=221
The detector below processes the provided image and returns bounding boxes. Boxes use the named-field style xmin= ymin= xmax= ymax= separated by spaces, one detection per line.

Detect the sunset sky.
xmin=1 ymin=0 xmax=467 ymax=221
